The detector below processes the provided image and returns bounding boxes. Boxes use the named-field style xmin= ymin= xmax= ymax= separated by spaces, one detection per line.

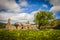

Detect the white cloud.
xmin=43 ymin=4 xmax=48 ymax=8
xmin=0 ymin=10 xmax=38 ymax=23
xmin=0 ymin=0 xmax=24 ymax=12
xmin=50 ymin=6 xmax=60 ymax=13
xmin=0 ymin=13 xmax=33 ymax=23
xmin=0 ymin=0 xmax=39 ymax=24
xmin=50 ymin=0 xmax=60 ymax=6
xmin=50 ymin=0 xmax=60 ymax=13
xmin=19 ymin=0 xmax=28 ymax=6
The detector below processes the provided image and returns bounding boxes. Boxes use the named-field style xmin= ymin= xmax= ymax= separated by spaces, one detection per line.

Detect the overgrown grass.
xmin=0 ymin=29 xmax=60 ymax=40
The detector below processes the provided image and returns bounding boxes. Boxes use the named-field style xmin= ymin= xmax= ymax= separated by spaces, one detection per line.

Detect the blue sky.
xmin=0 ymin=0 xmax=52 ymax=13
xmin=15 ymin=0 xmax=52 ymax=13
xmin=0 ymin=0 xmax=60 ymax=23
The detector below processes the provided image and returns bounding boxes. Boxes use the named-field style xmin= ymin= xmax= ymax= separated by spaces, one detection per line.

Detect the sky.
xmin=0 ymin=0 xmax=60 ymax=24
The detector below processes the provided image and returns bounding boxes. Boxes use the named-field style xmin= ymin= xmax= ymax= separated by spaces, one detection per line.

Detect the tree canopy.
xmin=34 ymin=11 xmax=55 ymax=29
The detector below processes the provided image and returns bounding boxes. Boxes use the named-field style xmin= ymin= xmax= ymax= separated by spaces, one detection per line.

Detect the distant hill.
xmin=56 ymin=19 xmax=60 ymax=24
xmin=0 ymin=23 xmax=6 ymax=28
xmin=53 ymin=19 xmax=60 ymax=29
xmin=56 ymin=19 xmax=60 ymax=21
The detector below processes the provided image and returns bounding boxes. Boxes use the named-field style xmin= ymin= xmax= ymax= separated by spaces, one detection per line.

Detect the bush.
xmin=0 ymin=29 xmax=60 ymax=40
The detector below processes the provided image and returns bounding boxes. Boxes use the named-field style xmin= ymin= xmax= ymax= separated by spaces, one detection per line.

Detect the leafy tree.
xmin=34 ymin=11 xmax=54 ymax=29
xmin=50 ymin=20 xmax=56 ymax=26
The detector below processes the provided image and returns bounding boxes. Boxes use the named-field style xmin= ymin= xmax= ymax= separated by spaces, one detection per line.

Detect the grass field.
xmin=0 ymin=29 xmax=60 ymax=40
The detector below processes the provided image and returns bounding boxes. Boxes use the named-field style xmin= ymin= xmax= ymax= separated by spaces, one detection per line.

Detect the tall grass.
xmin=0 ymin=29 xmax=60 ymax=40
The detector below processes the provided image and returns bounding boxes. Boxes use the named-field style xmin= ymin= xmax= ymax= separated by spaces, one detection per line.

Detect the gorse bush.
xmin=0 ymin=29 xmax=60 ymax=40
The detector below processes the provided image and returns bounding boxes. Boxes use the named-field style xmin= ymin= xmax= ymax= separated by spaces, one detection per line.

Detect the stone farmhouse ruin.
xmin=6 ymin=18 xmax=38 ymax=30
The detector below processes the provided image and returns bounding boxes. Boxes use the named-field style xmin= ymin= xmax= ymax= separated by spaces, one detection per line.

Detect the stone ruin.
xmin=6 ymin=18 xmax=38 ymax=30
xmin=6 ymin=18 xmax=16 ymax=30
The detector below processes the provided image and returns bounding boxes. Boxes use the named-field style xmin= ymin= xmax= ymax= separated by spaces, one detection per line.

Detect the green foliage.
xmin=0 ymin=30 xmax=60 ymax=40
xmin=34 ymin=11 xmax=54 ymax=29
xmin=50 ymin=20 xmax=57 ymax=26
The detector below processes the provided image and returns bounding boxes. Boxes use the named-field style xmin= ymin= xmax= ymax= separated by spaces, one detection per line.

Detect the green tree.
xmin=34 ymin=11 xmax=54 ymax=29
xmin=50 ymin=20 xmax=56 ymax=26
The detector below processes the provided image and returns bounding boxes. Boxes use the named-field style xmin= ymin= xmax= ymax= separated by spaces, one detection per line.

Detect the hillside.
xmin=0 ymin=23 xmax=6 ymax=28
xmin=56 ymin=19 xmax=60 ymax=24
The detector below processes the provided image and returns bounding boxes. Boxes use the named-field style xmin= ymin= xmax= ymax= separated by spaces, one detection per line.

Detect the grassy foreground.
xmin=0 ymin=29 xmax=60 ymax=40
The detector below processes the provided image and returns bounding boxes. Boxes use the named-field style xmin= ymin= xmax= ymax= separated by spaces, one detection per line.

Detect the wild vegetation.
xmin=0 ymin=29 xmax=60 ymax=40
xmin=34 ymin=11 xmax=56 ymax=29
